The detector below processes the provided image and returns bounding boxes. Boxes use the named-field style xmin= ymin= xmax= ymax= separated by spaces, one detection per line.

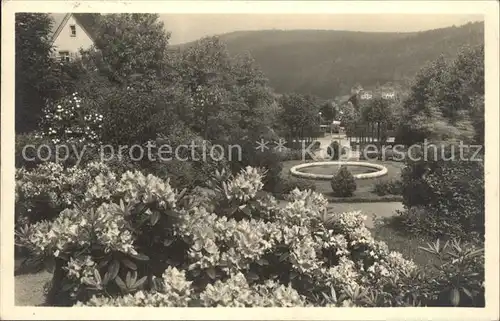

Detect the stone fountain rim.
xmin=289 ymin=161 xmax=388 ymax=180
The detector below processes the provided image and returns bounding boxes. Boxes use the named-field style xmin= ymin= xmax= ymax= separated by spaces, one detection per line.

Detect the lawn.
xmin=370 ymin=222 xmax=441 ymax=268
xmin=281 ymin=159 xmax=405 ymax=202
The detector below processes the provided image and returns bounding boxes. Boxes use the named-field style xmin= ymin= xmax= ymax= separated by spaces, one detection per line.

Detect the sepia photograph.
xmin=1 ymin=1 xmax=499 ymax=320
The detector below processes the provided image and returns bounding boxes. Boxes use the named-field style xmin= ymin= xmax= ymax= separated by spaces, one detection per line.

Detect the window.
xmin=70 ymin=25 xmax=76 ymax=37
xmin=59 ymin=51 xmax=70 ymax=62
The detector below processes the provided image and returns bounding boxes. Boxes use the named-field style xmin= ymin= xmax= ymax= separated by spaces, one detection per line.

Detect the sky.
xmin=160 ymin=14 xmax=484 ymax=44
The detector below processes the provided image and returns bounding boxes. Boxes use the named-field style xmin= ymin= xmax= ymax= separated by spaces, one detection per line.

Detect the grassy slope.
xmin=174 ymin=22 xmax=484 ymax=98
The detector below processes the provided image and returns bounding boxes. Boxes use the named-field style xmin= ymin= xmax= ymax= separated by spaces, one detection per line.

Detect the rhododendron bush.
xmin=15 ymin=162 xmax=116 ymax=225
xmin=18 ymin=164 xmax=428 ymax=307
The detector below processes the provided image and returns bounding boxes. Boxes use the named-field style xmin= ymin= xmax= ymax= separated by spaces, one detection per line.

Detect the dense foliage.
xmin=92 ymin=13 xmax=170 ymax=86
xmin=396 ymin=45 xmax=484 ymax=146
xmin=15 ymin=13 xmax=64 ymax=133
xmin=399 ymin=149 xmax=484 ymax=240
xmin=373 ymin=179 xmax=403 ymax=196
xmin=279 ymin=93 xmax=322 ymax=141
xmin=331 ymin=166 xmax=357 ymax=197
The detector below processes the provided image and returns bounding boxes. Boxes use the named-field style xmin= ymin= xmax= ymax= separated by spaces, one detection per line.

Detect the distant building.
xmin=49 ymin=13 xmax=99 ymax=62
xmin=359 ymin=90 xmax=373 ymax=100
xmin=381 ymin=91 xmax=396 ymax=100
xmin=350 ymin=84 xmax=364 ymax=95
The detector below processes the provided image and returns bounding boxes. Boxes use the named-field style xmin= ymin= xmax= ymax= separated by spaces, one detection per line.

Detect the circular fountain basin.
xmin=290 ymin=161 xmax=388 ymax=180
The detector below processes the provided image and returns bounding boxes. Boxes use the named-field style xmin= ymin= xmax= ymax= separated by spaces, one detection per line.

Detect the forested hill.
xmin=174 ymin=21 xmax=483 ymax=98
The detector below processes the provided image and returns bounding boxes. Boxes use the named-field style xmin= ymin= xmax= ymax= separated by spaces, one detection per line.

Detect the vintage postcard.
xmin=1 ymin=1 xmax=499 ymax=320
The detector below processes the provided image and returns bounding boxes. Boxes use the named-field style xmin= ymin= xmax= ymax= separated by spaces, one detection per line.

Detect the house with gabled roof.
xmin=49 ymin=13 xmax=100 ymax=62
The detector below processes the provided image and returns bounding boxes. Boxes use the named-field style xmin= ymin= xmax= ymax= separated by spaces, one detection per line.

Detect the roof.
xmin=48 ymin=13 xmax=100 ymax=44
xmin=48 ymin=13 xmax=67 ymax=39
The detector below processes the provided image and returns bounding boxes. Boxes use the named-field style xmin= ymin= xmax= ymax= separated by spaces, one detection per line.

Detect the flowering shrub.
xmin=15 ymin=162 xmax=114 ymax=225
xmin=224 ymin=139 xmax=283 ymax=192
xmin=39 ymin=92 xmax=103 ymax=145
xmin=16 ymin=165 xmax=482 ymax=307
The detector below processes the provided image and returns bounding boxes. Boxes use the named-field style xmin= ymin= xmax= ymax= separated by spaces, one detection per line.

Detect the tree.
xmin=93 ymin=14 xmax=170 ymax=87
xmin=338 ymin=101 xmax=361 ymax=138
xmin=396 ymin=45 xmax=484 ymax=146
xmin=229 ymin=52 xmax=277 ymax=140
xmin=319 ymin=100 xmax=337 ymax=123
xmin=361 ymin=97 xmax=393 ymax=144
xmin=15 ymin=13 xmax=57 ymax=133
xmin=279 ymin=93 xmax=321 ymax=142
xmin=396 ymin=56 xmax=455 ymax=145
xmin=173 ymin=37 xmax=277 ymax=141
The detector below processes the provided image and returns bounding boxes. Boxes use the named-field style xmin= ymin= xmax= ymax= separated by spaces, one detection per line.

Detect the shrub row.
xmin=373 ymin=179 xmax=403 ymax=196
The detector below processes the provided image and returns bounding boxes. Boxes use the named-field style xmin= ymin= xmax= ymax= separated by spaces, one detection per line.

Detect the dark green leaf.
xmin=43 ymin=258 xmax=55 ymax=273
xmin=61 ymin=282 xmax=76 ymax=292
xmin=178 ymin=188 xmax=187 ymax=200
xmin=93 ymin=269 xmax=102 ymax=285
xmin=239 ymin=204 xmax=252 ymax=217
xmin=121 ymin=258 xmax=137 ymax=271
xmin=102 ymin=272 xmax=111 ymax=285
xmin=206 ymin=267 xmax=216 ymax=280
xmin=125 ymin=271 xmax=134 ymax=287
xmin=82 ymin=277 xmax=97 ymax=287
xmin=461 ymin=287 xmax=473 ymax=299
xmin=247 ymin=272 xmax=259 ymax=281
xmin=165 ymin=210 xmax=180 ymax=218
xmin=450 ymin=288 xmax=460 ymax=306
xmin=115 ymin=276 xmax=127 ymax=292
xmin=132 ymin=276 xmax=148 ymax=289
xmin=279 ymin=252 xmax=290 ymax=262
xmin=97 ymin=257 xmax=111 ymax=270
xmin=150 ymin=211 xmax=160 ymax=226
xmin=130 ymin=253 xmax=150 ymax=261
xmin=107 ymin=259 xmax=120 ymax=280
xmin=163 ymin=239 xmax=174 ymax=247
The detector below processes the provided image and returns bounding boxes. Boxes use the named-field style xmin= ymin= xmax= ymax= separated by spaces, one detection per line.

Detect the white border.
xmin=1 ymin=1 xmax=499 ymax=320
